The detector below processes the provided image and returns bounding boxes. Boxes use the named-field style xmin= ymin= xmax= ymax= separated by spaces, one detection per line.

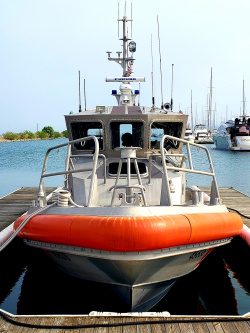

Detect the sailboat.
xmin=13 ymin=8 xmax=243 ymax=311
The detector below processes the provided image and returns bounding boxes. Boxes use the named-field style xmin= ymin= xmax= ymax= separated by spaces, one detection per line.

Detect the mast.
xmin=243 ymin=79 xmax=246 ymax=117
xmin=106 ymin=5 xmax=145 ymax=107
xmin=191 ymin=90 xmax=193 ymax=131
xmin=207 ymin=67 xmax=214 ymax=132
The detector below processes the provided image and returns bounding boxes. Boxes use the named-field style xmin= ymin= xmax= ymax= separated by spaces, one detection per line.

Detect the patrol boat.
xmin=14 ymin=11 xmax=243 ymax=311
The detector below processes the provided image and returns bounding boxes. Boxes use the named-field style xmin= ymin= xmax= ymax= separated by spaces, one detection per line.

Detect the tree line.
xmin=2 ymin=126 xmax=68 ymax=140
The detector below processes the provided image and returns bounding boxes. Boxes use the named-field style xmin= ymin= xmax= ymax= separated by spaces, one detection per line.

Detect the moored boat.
xmin=13 ymin=9 xmax=243 ymax=312
xmin=213 ymin=117 xmax=250 ymax=150
xmin=194 ymin=124 xmax=214 ymax=144
xmin=213 ymin=80 xmax=250 ymax=151
xmin=184 ymin=127 xmax=195 ymax=143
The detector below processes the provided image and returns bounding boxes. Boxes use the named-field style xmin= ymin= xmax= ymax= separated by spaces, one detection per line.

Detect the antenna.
xmin=84 ymin=78 xmax=87 ymax=111
xmin=151 ymin=34 xmax=155 ymax=108
xmin=171 ymin=64 xmax=174 ymax=111
xmin=157 ymin=16 xmax=164 ymax=109
xmin=118 ymin=2 xmax=120 ymax=37
xmin=131 ymin=3 xmax=133 ymax=37
xmin=138 ymin=83 xmax=141 ymax=106
xmin=78 ymin=70 xmax=82 ymax=112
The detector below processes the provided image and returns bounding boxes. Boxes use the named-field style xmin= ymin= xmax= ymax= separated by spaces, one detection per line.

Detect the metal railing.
xmin=38 ymin=136 xmax=100 ymax=207
xmin=109 ymin=147 xmax=147 ymax=206
xmin=160 ymin=135 xmax=220 ymax=206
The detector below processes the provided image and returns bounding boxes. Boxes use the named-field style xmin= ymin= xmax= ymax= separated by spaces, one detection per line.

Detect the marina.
xmin=0 ymin=2 xmax=250 ymax=332
xmin=2 ymin=8 xmax=246 ymax=314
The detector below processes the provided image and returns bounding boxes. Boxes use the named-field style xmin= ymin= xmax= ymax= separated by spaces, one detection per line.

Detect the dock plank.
xmin=0 ymin=187 xmax=56 ymax=232
xmin=2 ymin=186 xmax=249 ymax=231
xmin=0 ymin=314 xmax=250 ymax=333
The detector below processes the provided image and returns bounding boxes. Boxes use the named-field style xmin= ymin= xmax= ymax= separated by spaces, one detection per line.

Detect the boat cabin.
xmin=65 ymin=106 xmax=187 ymax=158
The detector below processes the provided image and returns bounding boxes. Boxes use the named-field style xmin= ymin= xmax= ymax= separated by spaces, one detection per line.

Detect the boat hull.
xmin=25 ymin=238 xmax=229 ymax=311
xmin=14 ymin=208 xmax=243 ymax=311
xmin=213 ymin=133 xmax=250 ymax=150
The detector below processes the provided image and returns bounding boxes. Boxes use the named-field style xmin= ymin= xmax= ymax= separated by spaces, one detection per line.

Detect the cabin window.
xmin=150 ymin=122 xmax=183 ymax=150
xmin=110 ymin=121 xmax=144 ymax=149
xmin=71 ymin=121 xmax=103 ymax=150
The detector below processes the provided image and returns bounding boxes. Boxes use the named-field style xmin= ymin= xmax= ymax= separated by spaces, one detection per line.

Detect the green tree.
xmin=37 ymin=131 xmax=48 ymax=139
xmin=42 ymin=126 xmax=54 ymax=138
xmin=61 ymin=130 xmax=68 ymax=138
xmin=53 ymin=131 xmax=61 ymax=138
xmin=27 ymin=131 xmax=35 ymax=139
xmin=3 ymin=132 xmax=17 ymax=140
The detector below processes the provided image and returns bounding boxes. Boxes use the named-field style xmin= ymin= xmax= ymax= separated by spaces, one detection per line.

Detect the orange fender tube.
xmin=14 ymin=212 xmax=243 ymax=252
xmin=185 ymin=212 xmax=243 ymax=244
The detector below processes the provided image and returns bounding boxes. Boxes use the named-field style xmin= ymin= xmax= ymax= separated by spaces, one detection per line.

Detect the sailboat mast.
xmin=208 ymin=67 xmax=213 ymax=132
xmin=191 ymin=89 xmax=193 ymax=131
xmin=243 ymin=79 xmax=246 ymax=117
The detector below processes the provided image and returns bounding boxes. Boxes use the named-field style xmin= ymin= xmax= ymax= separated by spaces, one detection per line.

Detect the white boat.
xmin=194 ymin=124 xmax=214 ymax=144
xmin=213 ymin=117 xmax=250 ymax=150
xmin=184 ymin=128 xmax=195 ymax=143
xmin=13 ymin=10 xmax=243 ymax=312
xmin=213 ymin=80 xmax=250 ymax=150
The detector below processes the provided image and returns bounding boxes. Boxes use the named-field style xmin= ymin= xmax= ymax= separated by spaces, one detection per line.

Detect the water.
xmin=0 ymin=140 xmax=250 ymax=315
xmin=0 ymin=139 xmax=68 ymax=198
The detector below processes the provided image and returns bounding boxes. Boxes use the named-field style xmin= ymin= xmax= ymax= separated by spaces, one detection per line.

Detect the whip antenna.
xmin=78 ymin=70 xmax=82 ymax=112
xmin=84 ymin=78 xmax=86 ymax=111
xmin=151 ymin=34 xmax=155 ymax=108
xmin=131 ymin=3 xmax=133 ymax=37
xmin=118 ymin=2 xmax=120 ymax=37
xmin=157 ymin=15 xmax=164 ymax=109
xmin=171 ymin=64 xmax=174 ymax=111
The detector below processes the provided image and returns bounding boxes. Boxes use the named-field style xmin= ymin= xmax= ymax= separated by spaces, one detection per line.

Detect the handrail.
xmin=38 ymin=136 xmax=99 ymax=207
xmin=109 ymin=147 xmax=147 ymax=206
xmin=160 ymin=135 xmax=220 ymax=206
xmin=148 ymin=153 xmax=186 ymax=185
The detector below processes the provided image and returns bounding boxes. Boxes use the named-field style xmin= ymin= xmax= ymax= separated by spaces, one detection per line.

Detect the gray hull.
xmin=25 ymin=238 xmax=231 ymax=311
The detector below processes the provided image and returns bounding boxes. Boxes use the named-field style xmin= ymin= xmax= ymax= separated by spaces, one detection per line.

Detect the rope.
xmin=56 ymin=190 xmax=85 ymax=208
xmin=0 ymin=309 xmax=249 ymax=330
xmin=0 ymin=189 xmax=85 ymax=253
xmin=0 ymin=202 xmax=56 ymax=253
xmin=227 ymin=207 xmax=250 ymax=220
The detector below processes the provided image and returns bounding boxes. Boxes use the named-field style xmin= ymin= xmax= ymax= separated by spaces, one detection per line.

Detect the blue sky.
xmin=1 ymin=0 xmax=250 ymax=134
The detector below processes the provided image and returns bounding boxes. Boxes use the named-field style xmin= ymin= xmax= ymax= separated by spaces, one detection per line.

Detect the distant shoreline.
xmin=0 ymin=136 xmax=67 ymax=143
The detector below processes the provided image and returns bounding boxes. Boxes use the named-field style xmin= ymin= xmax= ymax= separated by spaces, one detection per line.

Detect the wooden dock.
xmin=0 ymin=310 xmax=249 ymax=332
xmin=1 ymin=186 xmax=250 ymax=232
xmin=0 ymin=187 xmax=56 ymax=232
xmin=0 ymin=186 xmax=250 ymax=332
